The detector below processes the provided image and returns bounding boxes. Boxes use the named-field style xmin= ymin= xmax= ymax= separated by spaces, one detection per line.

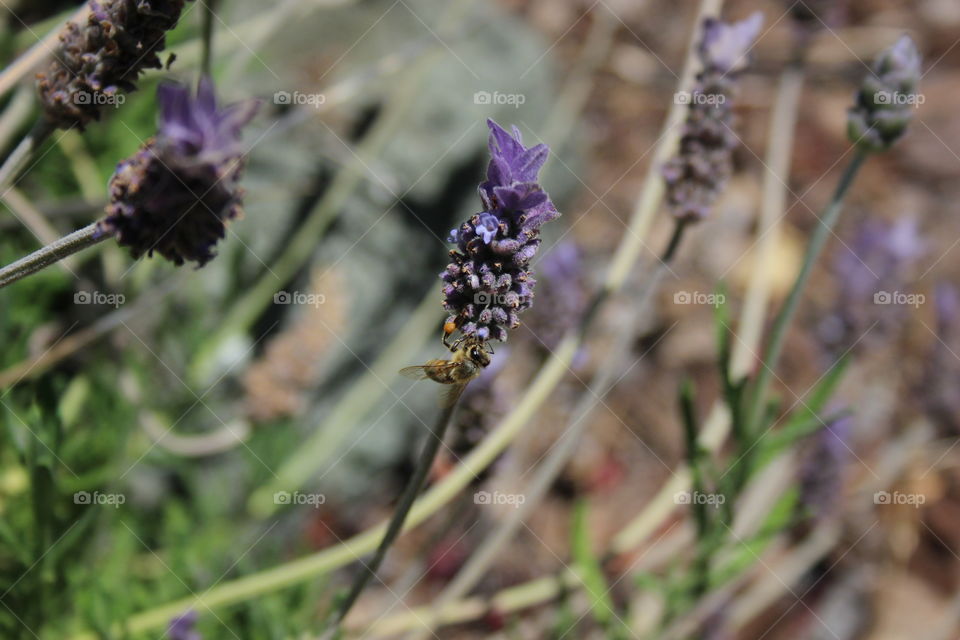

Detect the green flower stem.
xmin=0 ymin=222 xmax=104 ymax=289
xmin=326 ymin=390 xmax=464 ymax=631
xmin=200 ymin=0 xmax=218 ymax=75
xmin=744 ymin=148 xmax=868 ymax=436
xmin=0 ymin=120 xmax=55 ymax=201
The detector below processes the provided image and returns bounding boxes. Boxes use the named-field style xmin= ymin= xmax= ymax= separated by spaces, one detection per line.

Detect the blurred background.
xmin=0 ymin=0 xmax=959 ymax=638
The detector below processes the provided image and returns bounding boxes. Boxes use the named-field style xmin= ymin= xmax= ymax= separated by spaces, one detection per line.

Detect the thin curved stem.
xmin=0 ymin=120 xmax=55 ymax=199
xmin=744 ymin=148 xmax=868 ymax=435
xmin=0 ymin=222 xmax=104 ymax=289
xmin=326 ymin=389 xmax=465 ymax=632
xmin=200 ymin=0 xmax=218 ymax=75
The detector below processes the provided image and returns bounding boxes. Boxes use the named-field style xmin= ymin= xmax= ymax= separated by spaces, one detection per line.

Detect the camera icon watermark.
xmin=273 ymin=290 xmax=326 ymax=308
xmin=273 ymin=90 xmax=326 ymax=108
xmin=673 ymin=291 xmax=725 ymax=307
xmin=673 ymin=91 xmax=726 ymax=106
xmin=873 ymin=290 xmax=924 ymax=308
xmin=674 ymin=491 xmax=725 ymax=507
xmin=74 ymin=490 xmax=126 ymax=508
xmin=74 ymin=290 xmax=125 ymax=308
xmin=474 ymin=490 xmax=525 ymax=508
xmin=873 ymin=490 xmax=925 ymax=508
xmin=73 ymin=90 xmax=125 ymax=108
xmin=474 ymin=291 xmax=511 ymax=306
xmin=273 ymin=490 xmax=326 ymax=507
xmin=473 ymin=90 xmax=526 ymax=108
xmin=873 ymin=90 xmax=924 ymax=107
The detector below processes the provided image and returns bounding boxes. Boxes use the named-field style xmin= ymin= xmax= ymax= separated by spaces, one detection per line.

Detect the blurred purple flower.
xmin=800 ymin=413 xmax=852 ymax=520
xmin=663 ymin=13 xmax=763 ymax=222
xmin=167 ymin=610 xmax=201 ymax=640
xmin=848 ymin=35 xmax=922 ymax=151
xmin=819 ymin=217 xmax=925 ymax=350
xmin=97 ymin=77 xmax=259 ymax=266
xmin=526 ymin=241 xmax=587 ymax=351
xmin=37 ymin=0 xmax=192 ymax=130
xmin=441 ymin=120 xmax=560 ymax=342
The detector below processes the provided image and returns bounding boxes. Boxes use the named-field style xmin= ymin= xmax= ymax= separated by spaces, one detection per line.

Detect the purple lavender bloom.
xmin=848 ymin=35 xmax=922 ymax=151
xmin=97 ymin=77 xmax=259 ymax=266
xmin=37 ymin=0 xmax=192 ymax=130
xmin=167 ymin=610 xmax=201 ymax=640
xmin=663 ymin=13 xmax=763 ymax=222
xmin=441 ymin=120 xmax=560 ymax=342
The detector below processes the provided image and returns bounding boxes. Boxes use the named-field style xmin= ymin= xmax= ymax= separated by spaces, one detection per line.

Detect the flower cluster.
xmin=662 ymin=13 xmax=763 ymax=223
xmin=96 ymin=77 xmax=258 ymax=266
xmin=440 ymin=120 xmax=560 ymax=343
xmin=37 ymin=0 xmax=191 ymax=130
xmin=847 ymin=35 xmax=922 ymax=152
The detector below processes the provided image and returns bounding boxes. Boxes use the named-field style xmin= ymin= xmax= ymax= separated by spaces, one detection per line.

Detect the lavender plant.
xmin=0 ymin=78 xmax=257 ymax=286
xmin=664 ymin=34 xmax=922 ymax=635
xmin=329 ymin=119 xmax=559 ymax=630
xmin=442 ymin=119 xmax=560 ymax=343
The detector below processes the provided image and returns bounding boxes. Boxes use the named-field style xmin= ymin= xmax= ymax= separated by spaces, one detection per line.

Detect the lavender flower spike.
xmin=848 ymin=35 xmax=922 ymax=152
xmin=37 ymin=0 xmax=193 ymax=130
xmin=441 ymin=120 xmax=560 ymax=343
xmin=663 ymin=12 xmax=763 ymax=223
xmin=97 ymin=77 xmax=259 ymax=266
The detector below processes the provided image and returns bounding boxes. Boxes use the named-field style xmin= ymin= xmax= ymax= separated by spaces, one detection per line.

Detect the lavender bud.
xmin=663 ymin=13 xmax=763 ymax=223
xmin=37 ymin=0 xmax=192 ymax=130
xmin=441 ymin=120 xmax=560 ymax=342
xmin=847 ymin=36 xmax=922 ymax=151
xmin=97 ymin=78 xmax=259 ymax=266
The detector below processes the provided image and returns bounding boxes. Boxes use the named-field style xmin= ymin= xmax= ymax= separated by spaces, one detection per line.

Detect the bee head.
xmin=468 ymin=343 xmax=491 ymax=368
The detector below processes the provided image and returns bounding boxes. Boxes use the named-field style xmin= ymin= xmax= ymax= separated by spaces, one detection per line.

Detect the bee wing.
xmin=398 ymin=361 xmax=459 ymax=380
xmin=439 ymin=383 xmax=468 ymax=408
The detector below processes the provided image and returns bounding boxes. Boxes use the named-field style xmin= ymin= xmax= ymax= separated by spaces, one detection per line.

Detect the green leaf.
xmin=571 ymin=501 xmax=618 ymax=633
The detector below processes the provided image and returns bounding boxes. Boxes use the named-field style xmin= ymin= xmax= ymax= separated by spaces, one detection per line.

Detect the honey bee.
xmin=400 ymin=336 xmax=493 ymax=406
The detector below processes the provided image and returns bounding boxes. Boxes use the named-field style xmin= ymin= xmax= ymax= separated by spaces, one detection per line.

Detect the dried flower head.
xmin=37 ymin=0 xmax=191 ymax=130
xmin=97 ymin=77 xmax=258 ymax=266
xmin=663 ymin=13 xmax=763 ymax=223
xmin=848 ymin=35 xmax=922 ymax=151
xmin=441 ymin=119 xmax=560 ymax=343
